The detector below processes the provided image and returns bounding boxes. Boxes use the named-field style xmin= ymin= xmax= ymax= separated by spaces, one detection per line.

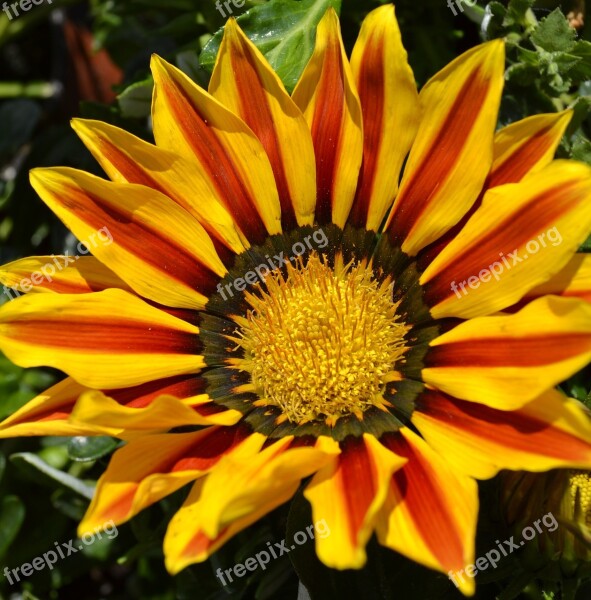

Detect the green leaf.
xmin=571 ymin=137 xmax=591 ymax=165
xmin=506 ymin=0 xmax=535 ymax=27
xmin=117 ymin=78 xmax=154 ymax=119
xmin=531 ymin=9 xmax=576 ymax=53
xmin=200 ymin=0 xmax=341 ymax=93
xmin=67 ymin=436 xmax=120 ymax=462
xmin=505 ymin=62 xmax=538 ymax=86
xmin=10 ymin=452 xmax=95 ymax=500
xmin=0 ymin=495 xmax=26 ymax=557
xmin=568 ymin=41 xmax=591 ymax=80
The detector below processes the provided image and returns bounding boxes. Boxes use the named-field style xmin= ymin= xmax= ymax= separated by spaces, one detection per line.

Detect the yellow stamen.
xmin=232 ymin=253 xmax=410 ymax=425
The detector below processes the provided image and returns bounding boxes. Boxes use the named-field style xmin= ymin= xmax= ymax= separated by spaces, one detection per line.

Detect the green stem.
xmin=0 ymin=81 xmax=60 ymax=98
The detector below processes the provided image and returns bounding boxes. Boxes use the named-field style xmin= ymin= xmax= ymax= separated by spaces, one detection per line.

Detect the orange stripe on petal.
xmin=386 ymin=41 xmax=504 ymax=256
xmin=304 ymin=433 xmax=405 ymax=569
xmin=422 ymin=161 xmax=591 ymax=319
xmin=164 ymin=478 xmax=276 ymax=573
xmin=72 ymin=119 xmax=246 ymax=256
xmin=151 ymin=55 xmax=281 ymax=243
xmin=0 ymin=377 xmax=92 ymax=439
xmin=349 ymin=5 xmax=419 ymax=230
xmin=0 ymin=289 xmax=204 ymax=389
xmin=0 ymin=256 xmax=132 ymax=296
xmin=30 ymin=167 xmax=226 ymax=310
xmin=164 ymin=435 xmax=339 ymax=572
xmin=210 ymin=20 xmax=316 ymax=229
xmin=413 ymin=388 xmax=591 ymax=480
xmin=292 ymin=8 xmax=363 ymax=228
xmin=489 ymin=110 xmax=572 ymax=188
xmin=104 ymin=374 xmax=207 ymax=409
xmin=79 ymin=426 xmax=254 ymax=534
xmin=377 ymin=428 xmax=477 ymax=595
xmin=70 ymin=389 xmax=241 ymax=440
xmin=416 ymin=110 xmax=572 ymax=270
xmin=423 ymin=295 xmax=591 ymax=410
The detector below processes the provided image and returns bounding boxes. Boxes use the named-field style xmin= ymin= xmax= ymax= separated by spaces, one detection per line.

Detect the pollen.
xmin=232 ymin=253 xmax=411 ymax=426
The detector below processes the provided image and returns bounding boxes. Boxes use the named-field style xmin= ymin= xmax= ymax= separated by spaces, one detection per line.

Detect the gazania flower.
xmin=503 ymin=467 xmax=591 ymax=578
xmin=2 ymin=4 xmax=591 ymax=596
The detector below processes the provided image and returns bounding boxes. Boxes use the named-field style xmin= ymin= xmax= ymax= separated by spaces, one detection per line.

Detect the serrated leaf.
xmin=572 ymin=137 xmax=591 ymax=165
xmin=200 ymin=0 xmax=341 ymax=93
xmin=568 ymin=41 xmax=591 ymax=80
xmin=68 ymin=436 xmax=120 ymax=462
xmin=117 ymin=78 xmax=154 ymax=119
xmin=531 ymin=9 xmax=576 ymax=53
xmin=10 ymin=452 xmax=95 ymax=500
xmin=0 ymin=495 xmax=25 ymax=556
xmin=516 ymin=45 xmax=538 ymax=65
xmin=505 ymin=62 xmax=538 ymax=85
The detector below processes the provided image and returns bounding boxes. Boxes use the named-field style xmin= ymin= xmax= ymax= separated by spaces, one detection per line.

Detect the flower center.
xmin=234 ymin=254 xmax=411 ymax=425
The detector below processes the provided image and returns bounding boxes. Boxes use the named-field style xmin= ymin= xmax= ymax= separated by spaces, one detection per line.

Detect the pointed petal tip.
xmin=150 ymin=53 xmax=169 ymax=75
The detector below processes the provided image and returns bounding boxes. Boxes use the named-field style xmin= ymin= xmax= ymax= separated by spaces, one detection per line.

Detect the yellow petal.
xmin=416 ymin=109 xmax=573 ymax=269
xmin=0 ymin=377 xmax=92 ymax=439
xmin=422 ymin=160 xmax=591 ymax=319
xmin=376 ymin=428 xmax=478 ymax=596
xmin=0 ymin=289 xmax=204 ymax=389
xmin=72 ymin=118 xmax=246 ymax=254
xmin=163 ymin=435 xmax=339 ymax=573
xmin=348 ymin=4 xmax=419 ymax=230
xmin=385 ymin=40 xmax=505 ymax=256
xmin=423 ymin=295 xmax=591 ymax=410
xmin=151 ymin=55 xmax=282 ymax=242
xmin=210 ymin=20 xmax=316 ymax=228
xmin=413 ymin=388 xmax=591 ymax=480
xmin=524 ymin=253 xmax=591 ymax=304
xmin=70 ymin=390 xmax=241 ymax=440
xmin=304 ymin=433 xmax=405 ymax=569
xmin=292 ymin=8 xmax=363 ymax=228
xmin=79 ymin=428 xmax=262 ymax=534
xmin=0 ymin=255 xmax=132 ymax=296
xmin=489 ymin=110 xmax=572 ymax=186
xmin=30 ymin=167 xmax=226 ymax=310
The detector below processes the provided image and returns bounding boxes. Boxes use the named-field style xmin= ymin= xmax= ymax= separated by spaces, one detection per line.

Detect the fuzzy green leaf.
xmin=531 ymin=9 xmax=576 ymax=53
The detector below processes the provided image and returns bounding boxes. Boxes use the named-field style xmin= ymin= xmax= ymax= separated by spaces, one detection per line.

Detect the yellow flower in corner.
xmin=2 ymin=5 xmax=591 ymax=596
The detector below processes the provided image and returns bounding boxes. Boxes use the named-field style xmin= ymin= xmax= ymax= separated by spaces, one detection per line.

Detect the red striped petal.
xmin=377 ymin=428 xmax=477 ymax=595
xmin=385 ymin=41 xmax=504 ymax=256
xmin=413 ymin=388 xmax=591 ymax=479
xmin=292 ymin=8 xmax=363 ymax=228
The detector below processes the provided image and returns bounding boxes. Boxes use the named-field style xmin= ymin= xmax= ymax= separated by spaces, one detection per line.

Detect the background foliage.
xmin=0 ymin=0 xmax=590 ymax=598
